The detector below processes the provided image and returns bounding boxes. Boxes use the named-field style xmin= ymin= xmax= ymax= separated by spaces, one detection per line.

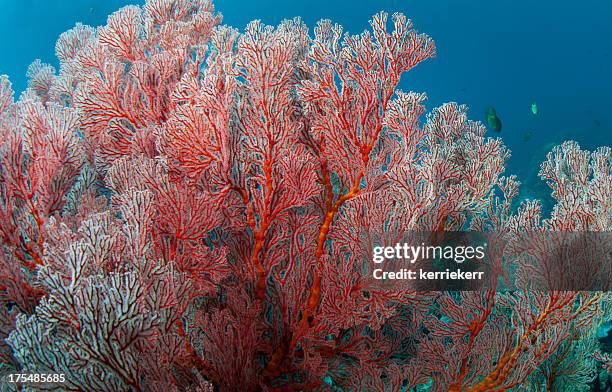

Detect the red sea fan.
xmin=0 ymin=1 xmax=609 ymax=391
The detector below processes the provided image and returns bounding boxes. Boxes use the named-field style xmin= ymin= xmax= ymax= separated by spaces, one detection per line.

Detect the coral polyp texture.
xmin=0 ymin=0 xmax=610 ymax=391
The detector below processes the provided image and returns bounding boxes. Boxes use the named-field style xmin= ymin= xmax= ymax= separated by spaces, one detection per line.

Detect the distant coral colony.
xmin=0 ymin=0 xmax=609 ymax=391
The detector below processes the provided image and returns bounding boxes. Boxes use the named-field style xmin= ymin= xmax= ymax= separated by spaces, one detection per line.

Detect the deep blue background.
xmin=1 ymin=0 xmax=611 ymax=211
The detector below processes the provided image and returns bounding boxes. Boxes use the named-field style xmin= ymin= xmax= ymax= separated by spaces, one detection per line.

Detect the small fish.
xmin=485 ymin=107 xmax=502 ymax=132
xmin=531 ymin=102 xmax=538 ymax=115
xmin=593 ymin=119 xmax=601 ymax=127
xmin=522 ymin=132 xmax=533 ymax=142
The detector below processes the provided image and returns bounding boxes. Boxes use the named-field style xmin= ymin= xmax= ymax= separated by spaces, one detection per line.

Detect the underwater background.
xmin=0 ymin=1 xmax=610 ymax=389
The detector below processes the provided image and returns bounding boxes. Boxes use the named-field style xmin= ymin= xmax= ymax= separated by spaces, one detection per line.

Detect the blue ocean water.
xmin=1 ymin=0 xmax=611 ymax=211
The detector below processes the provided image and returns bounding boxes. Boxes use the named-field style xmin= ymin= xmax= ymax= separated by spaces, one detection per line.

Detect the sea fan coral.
xmin=0 ymin=0 xmax=609 ymax=391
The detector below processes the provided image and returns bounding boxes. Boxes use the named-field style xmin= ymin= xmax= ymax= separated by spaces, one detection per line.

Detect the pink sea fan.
xmin=0 ymin=1 xmax=609 ymax=391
